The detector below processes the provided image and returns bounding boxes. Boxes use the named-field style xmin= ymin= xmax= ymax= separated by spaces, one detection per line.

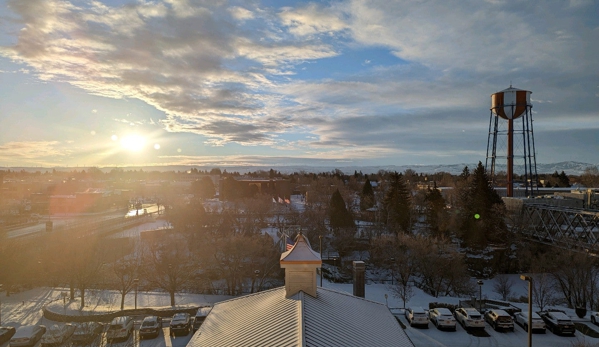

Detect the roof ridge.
xmin=212 ymin=286 xmax=285 ymax=306
xmin=298 ymin=291 xmax=306 ymax=347
xmin=316 ymin=287 xmax=388 ymax=306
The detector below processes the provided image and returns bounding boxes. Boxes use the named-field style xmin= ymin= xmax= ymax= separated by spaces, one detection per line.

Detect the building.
xmin=187 ymin=234 xmax=414 ymax=347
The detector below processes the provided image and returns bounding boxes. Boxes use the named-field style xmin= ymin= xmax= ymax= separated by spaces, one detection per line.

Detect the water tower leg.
xmin=507 ymin=118 xmax=514 ymax=197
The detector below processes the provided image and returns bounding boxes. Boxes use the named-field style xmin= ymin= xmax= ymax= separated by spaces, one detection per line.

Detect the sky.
xmin=0 ymin=0 xmax=597 ymax=169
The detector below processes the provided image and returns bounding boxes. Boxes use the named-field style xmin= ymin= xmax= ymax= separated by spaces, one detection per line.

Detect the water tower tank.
xmin=491 ymin=87 xmax=532 ymax=120
xmin=486 ymin=86 xmax=538 ymax=198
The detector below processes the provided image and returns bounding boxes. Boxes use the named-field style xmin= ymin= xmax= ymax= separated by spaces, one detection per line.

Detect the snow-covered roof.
xmin=187 ymin=286 xmax=414 ymax=347
xmin=280 ymin=233 xmax=321 ymax=264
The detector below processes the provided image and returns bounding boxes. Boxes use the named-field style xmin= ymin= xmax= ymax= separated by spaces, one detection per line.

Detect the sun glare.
xmin=120 ymin=134 xmax=146 ymax=152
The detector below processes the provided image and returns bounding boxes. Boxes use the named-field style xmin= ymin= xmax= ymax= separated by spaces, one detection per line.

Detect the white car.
xmin=405 ymin=307 xmax=429 ymax=328
xmin=41 ymin=324 xmax=75 ymax=347
xmin=10 ymin=326 xmax=45 ymax=347
xmin=106 ymin=316 xmax=134 ymax=341
xmin=429 ymin=308 xmax=457 ymax=331
xmin=454 ymin=308 xmax=485 ymax=329
xmin=514 ymin=312 xmax=546 ymax=333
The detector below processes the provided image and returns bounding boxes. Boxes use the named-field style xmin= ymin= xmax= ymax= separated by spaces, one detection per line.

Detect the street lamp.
xmin=319 ymin=235 xmax=323 ymax=287
xmin=520 ymin=275 xmax=533 ymax=347
xmin=477 ymin=280 xmax=484 ymax=312
xmin=384 ymin=293 xmax=388 ymax=307
xmin=133 ymin=278 xmax=139 ymax=310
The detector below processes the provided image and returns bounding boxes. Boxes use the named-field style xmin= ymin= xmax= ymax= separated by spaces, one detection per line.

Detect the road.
xmin=5 ymin=205 xmax=161 ymax=239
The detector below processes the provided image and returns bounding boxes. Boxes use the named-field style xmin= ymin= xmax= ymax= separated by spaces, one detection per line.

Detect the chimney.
xmin=353 ymin=261 xmax=365 ymax=298
xmin=280 ymin=233 xmax=322 ymax=298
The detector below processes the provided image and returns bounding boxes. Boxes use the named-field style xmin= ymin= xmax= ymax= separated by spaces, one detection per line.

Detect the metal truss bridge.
xmin=519 ymin=203 xmax=599 ymax=252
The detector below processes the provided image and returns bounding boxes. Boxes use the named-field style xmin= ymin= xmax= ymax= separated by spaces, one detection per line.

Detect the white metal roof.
xmin=187 ymin=286 xmax=414 ymax=347
xmin=280 ymin=233 xmax=321 ymax=263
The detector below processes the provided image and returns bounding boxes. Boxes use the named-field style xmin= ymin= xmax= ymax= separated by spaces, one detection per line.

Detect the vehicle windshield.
xmin=497 ymin=317 xmax=512 ymax=322
xmin=557 ymin=320 xmax=572 ymax=324
xmin=414 ymin=313 xmax=426 ymax=317
xmin=141 ymin=321 xmax=155 ymax=327
xmin=108 ymin=324 xmax=122 ymax=330
xmin=469 ymin=315 xmax=481 ymax=319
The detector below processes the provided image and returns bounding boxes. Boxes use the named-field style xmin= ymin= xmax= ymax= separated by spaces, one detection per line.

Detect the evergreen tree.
xmin=191 ymin=176 xmax=216 ymax=199
xmin=360 ymin=175 xmax=375 ymax=211
xmin=424 ymin=184 xmax=448 ymax=237
xmin=457 ymin=162 xmax=507 ymax=248
xmin=329 ymin=189 xmax=355 ymax=229
xmin=328 ymin=189 xmax=355 ymax=257
xmin=558 ymin=171 xmax=570 ymax=187
xmin=383 ymin=172 xmax=412 ymax=234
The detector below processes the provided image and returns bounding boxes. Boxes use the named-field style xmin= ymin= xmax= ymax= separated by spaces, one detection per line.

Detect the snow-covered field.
xmin=2 ymin=278 xmax=599 ymax=347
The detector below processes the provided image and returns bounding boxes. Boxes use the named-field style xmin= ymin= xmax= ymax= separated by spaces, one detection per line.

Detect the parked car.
xmin=106 ymin=316 xmax=134 ymax=342
xmin=71 ymin=322 xmax=104 ymax=345
xmin=405 ymin=307 xmax=429 ymax=328
xmin=193 ymin=307 xmax=213 ymax=332
xmin=170 ymin=313 xmax=192 ymax=336
xmin=591 ymin=312 xmax=599 ymax=325
xmin=484 ymin=309 xmax=514 ymax=331
xmin=514 ymin=312 xmax=546 ymax=333
xmin=9 ymin=326 xmax=45 ymax=347
xmin=139 ymin=316 xmax=162 ymax=339
xmin=0 ymin=327 xmax=16 ymax=345
xmin=41 ymin=324 xmax=75 ymax=346
xmin=540 ymin=311 xmax=575 ymax=336
xmin=454 ymin=308 xmax=485 ymax=329
xmin=428 ymin=308 xmax=457 ymax=331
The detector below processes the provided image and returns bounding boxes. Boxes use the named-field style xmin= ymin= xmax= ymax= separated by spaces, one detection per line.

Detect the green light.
xmin=474 ymin=214 xmax=480 ymax=219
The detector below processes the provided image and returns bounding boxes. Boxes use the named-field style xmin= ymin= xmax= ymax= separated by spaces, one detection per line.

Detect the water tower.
xmin=486 ymin=86 xmax=538 ymax=197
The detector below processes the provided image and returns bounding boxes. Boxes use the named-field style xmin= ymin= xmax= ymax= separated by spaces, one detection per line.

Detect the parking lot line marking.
xmin=163 ymin=329 xmax=172 ymax=347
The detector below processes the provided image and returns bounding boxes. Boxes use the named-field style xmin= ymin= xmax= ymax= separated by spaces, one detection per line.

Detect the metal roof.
xmin=187 ymin=287 xmax=414 ymax=347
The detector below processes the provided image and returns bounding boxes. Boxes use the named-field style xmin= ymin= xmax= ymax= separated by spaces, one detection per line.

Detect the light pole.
xmin=477 ymin=280 xmax=484 ymax=312
xmin=521 ymin=275 xmax=533 ymax=347
xmin=133 ymin=278 xmax=139 ymax=310
xmin=384 ymin=293 xmax=388 ymax=307
xmin=390 ymin=258 xmax=395 ymax=285
xmin=319 ymin=235 xmax=323 ymax=287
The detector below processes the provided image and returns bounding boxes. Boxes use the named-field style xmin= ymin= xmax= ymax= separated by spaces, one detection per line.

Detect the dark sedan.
xmin=0 ymin=327 xmax=16 ymax=345
xmin=71 ymin=322 xmax=104 ymax=345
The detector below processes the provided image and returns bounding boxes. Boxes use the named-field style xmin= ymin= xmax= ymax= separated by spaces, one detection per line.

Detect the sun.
xmin=120 ymin=134 xmax=146 ymax=152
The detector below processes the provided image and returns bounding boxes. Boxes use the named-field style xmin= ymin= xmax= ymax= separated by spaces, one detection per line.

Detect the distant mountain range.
xmin=3 ymin=161 xmax=597 ymax=176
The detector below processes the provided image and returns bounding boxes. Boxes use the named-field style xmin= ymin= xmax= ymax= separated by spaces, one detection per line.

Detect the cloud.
xmin=0 ymin=141 xmax=70 ymax=164
xmin=2 ymin=0 xmax=338 ymax=146
xmin=1 ymin=0 xmax=597 ymax=166
xmin=279 ymin=3 xmax=348 ymax=37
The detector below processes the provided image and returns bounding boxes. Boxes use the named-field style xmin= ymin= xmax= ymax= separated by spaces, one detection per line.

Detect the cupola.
xmin=279 ymin=233 xmax=322 ymax=298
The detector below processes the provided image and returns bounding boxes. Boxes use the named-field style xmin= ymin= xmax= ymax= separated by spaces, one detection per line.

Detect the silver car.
xmin=514 ymin=312 xmax=546 ymax=333
xmin=454 ymin=308 xmax=485 ymax=329
xmin=429 ymin=308 xmax=457 ymax=331
xmin=10 ymin=326 xmax=45 ymax=347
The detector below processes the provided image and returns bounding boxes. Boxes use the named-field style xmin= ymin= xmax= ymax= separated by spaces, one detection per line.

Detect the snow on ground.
xmin=0 ymin=287 xmax=232 ymax=329
xmin=2 ymin=279 xmax=599 ymax=347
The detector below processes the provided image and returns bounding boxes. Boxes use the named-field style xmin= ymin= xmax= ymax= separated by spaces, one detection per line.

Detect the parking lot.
xmin=396 ymin=312 xmax=598 ymax=347
xmin=1 ymin=323 xmax=194 ymax=347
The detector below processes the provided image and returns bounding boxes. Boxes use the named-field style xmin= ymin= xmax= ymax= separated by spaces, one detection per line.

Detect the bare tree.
xmin=531 ymin=273 xmax=556 ymax=311
xmin=493 ymin=275 xmax=515 ymax=301
xmin=111 ymin=258 xmax=139 ymax=310
xmin=141 ymin=238 xmax=196 ymax=306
